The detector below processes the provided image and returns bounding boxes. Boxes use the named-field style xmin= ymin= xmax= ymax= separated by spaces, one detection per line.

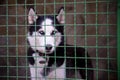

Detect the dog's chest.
xmin=29 ymin=53 xmax=66 ymax=80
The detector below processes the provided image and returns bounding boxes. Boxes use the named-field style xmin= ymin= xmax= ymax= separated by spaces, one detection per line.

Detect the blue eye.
xmin=51 ymin=30 xmax=58 ymax=35
xmin=39 ymin=31 xmax=45 ymax=35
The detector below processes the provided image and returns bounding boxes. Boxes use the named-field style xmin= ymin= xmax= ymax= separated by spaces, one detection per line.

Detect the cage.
xmin=0 ymin=0 xmax=118 ymax=80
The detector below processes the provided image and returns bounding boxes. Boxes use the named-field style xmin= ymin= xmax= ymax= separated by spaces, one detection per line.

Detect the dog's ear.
xmin=28 ymin=8 xmax=38 ymax=24
xmin=56 ymin=7 xmax=65 ymax=24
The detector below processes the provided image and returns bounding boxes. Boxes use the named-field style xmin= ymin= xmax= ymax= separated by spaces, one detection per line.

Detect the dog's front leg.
xmin=29 ymin=53 xmax=48 ymax=80
xmin=47 ymin=61 xmax=66 ymax=80
xmin=29 ymin=65 xmax=45 ymax=80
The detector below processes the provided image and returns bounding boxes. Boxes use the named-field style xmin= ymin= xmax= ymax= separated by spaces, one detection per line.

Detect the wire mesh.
xmin=117 ymin=0 xmax=120 ymax=79
xmin=0 ymin=0 xmax=117 ymax=80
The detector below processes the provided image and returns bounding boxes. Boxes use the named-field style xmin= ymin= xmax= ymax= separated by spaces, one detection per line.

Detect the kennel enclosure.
xmin=0 ymin=0 xmax=118 ymax=80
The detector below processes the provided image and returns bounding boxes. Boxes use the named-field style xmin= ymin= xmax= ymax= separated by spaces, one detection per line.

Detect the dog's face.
xmin=27 ymin=8 xmax=64 ymax=54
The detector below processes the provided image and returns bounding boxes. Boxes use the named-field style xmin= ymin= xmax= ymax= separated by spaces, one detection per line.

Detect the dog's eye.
xmin=51 ymin=30 xmax=58 ymax=35
xmin=39 ymin=31 xmax=45 ymax=35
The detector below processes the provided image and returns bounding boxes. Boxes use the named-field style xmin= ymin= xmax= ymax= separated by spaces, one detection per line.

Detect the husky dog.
xmin=27 ymin=7 xmax=93 ymax=80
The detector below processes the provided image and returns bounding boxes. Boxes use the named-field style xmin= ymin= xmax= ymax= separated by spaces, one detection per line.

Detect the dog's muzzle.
xmin=45 ymin=44 xmax=53 ymax=52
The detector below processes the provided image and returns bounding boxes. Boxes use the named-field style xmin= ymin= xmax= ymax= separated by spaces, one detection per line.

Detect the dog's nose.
xmin=45 ymin=44 xmax=52 ymax=51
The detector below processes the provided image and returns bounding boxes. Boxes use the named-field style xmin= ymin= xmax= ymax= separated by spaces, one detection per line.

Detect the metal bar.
xmin=118 ymin=0 xmax=120 ymax=79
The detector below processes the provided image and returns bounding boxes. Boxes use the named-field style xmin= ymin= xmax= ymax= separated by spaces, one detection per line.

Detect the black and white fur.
xmin=27 ymin=7 xmax=93 ymax=80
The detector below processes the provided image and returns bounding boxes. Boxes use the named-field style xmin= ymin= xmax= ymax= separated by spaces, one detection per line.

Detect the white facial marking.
xmin=27 ymin=18 xmax=62 ymax=54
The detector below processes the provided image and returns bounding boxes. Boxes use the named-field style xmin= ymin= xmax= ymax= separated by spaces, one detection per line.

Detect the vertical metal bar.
xmin=63 ymin=1 xmax=66 ymax=80
xmin=53 ymin=0 xmax=55 ymax=79
xmin=73 ymin=0 xmax=77 ymax=79
xmin=106 ymin=1 xmax=110 ymax=80
xmin=95 ymin=0 xmax=98 ymax=80
xmin=6 ymin=0 xmax=9 ymax=80
xmin=53 ymin=0 xmax=56 ymax=79
xmin=118 ymin=0 xmax=120 ymax=79
xmin=24 ymin=0 xmax=28 ymax=80
xmin=34 ymin=0 xmax=37 ymax=79
xmin=84 ymin=0 xmax=88 ymax=79
xmin=15 ymin=0 xmax=18 ymax=80
xmin=44 ymin=0 xmax=47 ymax=79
